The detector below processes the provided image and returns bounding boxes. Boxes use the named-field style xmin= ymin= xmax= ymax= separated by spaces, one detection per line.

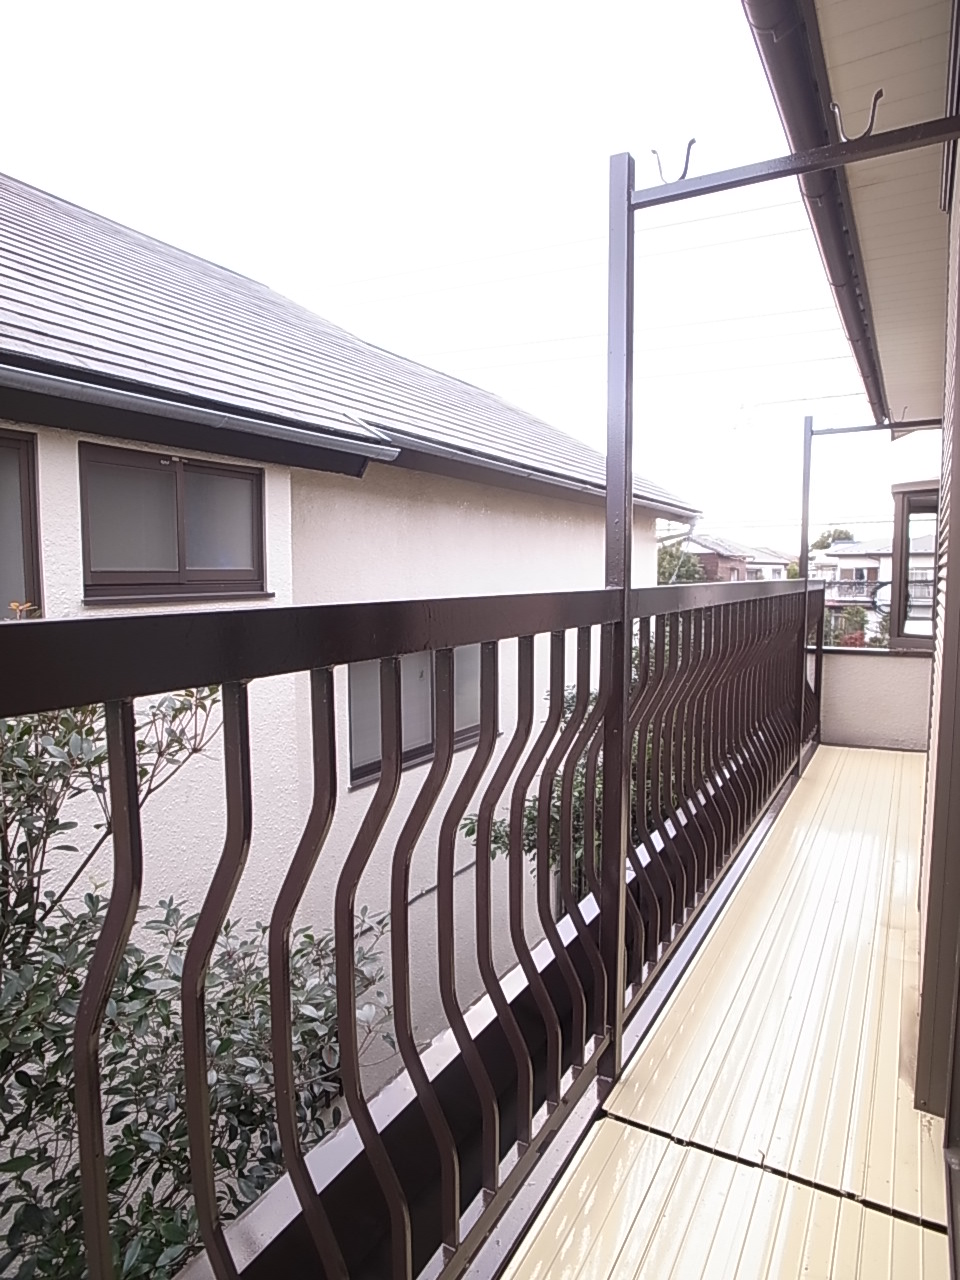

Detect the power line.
xmin=451 ymin=351 xmax=856 ymax=377
xmin=325 ymin=196 xmax=805 ymax=289
xmin=332 ymin=224 xmax=812 ymax=306
xmin=414 ymin=315 xmax=847 ymax=361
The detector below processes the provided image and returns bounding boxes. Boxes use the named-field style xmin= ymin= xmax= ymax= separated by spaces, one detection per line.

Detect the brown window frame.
xmin=0 ymin=428 xmax=42 ymax=619
xmin=79 ymin=443 xmax=265 ymax=602
xmin=348 ymin=647 xmax=484 ymax=785
xmin=890 ymin=480 xmax=938 ymax=652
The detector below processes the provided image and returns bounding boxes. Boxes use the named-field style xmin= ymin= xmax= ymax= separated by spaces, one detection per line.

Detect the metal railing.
xmin=0 ymin=578 xmax=822 ymax=1280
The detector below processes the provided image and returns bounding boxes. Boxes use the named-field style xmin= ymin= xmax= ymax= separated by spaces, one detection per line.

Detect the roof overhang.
xmin=385 ymin=431 xmax=701 ymax=522
xmin=0 ymin=359 xmax=399 ymax=478
xmin=743 ymin=0 xmax=952 ymax=428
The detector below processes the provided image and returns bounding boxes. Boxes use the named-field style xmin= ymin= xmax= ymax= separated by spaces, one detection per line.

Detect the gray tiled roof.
xmin=0 ymin=173 xmax=696 ymax=518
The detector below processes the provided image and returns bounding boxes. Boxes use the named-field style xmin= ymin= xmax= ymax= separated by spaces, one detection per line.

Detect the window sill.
xmin=82 ymin=591 xmax=276 ymax=607
xmin=349 ymin=729 xmax=487 ymax=791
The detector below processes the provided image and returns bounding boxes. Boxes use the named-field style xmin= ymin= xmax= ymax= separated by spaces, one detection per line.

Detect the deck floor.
xmin=503 ymin=747 xmax=948 ymax=1279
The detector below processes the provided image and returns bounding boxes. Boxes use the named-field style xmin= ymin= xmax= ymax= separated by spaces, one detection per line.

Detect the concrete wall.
xmin=820 ymin=650 xmax=932 ymax=751
xmin=7 ymin=420 xmax=661 ymax=1089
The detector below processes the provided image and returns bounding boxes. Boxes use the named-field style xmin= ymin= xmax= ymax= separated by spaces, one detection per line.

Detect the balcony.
xmin=1 ymin=578 xmax=828 ymax=1280
xmin=502 ymin=746 xmax=946 ymax=1280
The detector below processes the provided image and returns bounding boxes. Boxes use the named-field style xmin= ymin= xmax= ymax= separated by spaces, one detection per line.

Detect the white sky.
xmin=0 ymin=0 xmax=943 ymax=554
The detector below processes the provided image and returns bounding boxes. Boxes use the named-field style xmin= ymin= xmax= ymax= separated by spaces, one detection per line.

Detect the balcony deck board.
xmin=503 ymin=747 xmax=947 ymax=1279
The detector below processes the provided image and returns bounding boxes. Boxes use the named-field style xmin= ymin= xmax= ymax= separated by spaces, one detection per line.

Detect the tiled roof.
xmin=0 ymin=173 xmax=697 ymax=518
xmin=687 ymin=535 xmax=793 ymax=563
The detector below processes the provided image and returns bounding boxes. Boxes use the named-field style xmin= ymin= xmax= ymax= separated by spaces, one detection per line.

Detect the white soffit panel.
xmin=816 ymin=0 xmax=951 ymax=421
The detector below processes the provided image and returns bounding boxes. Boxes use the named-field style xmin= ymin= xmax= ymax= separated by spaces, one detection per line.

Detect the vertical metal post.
xmin=795 ymin=415 xmax=813 ymax=775
xmin=600 ymin=152 xmax=635 ymax=1081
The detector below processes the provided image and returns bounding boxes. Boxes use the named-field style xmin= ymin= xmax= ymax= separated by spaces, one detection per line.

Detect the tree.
xmin=811 ymin=528 xmax=853 ymax=551
xmin=658 ymin=543 xmax=705 ymax=584
xmin=786 ymin=562 xmax=800 ymax=579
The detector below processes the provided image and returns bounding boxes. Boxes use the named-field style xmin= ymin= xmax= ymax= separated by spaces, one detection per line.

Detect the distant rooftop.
xmin=687 ymin=534 xmax=794 ymax=563
xmin=822 ymin=536 xmax=936 ymax=556
xmin=0 ymin=173 xmax=697 ymax=520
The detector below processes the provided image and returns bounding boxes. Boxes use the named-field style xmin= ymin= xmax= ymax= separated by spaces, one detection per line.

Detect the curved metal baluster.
xmin=705 ymin=604 xmax=738 ymax=875
xmin=437 ymin=643 xmax=502 ymax=1195
xmin=474 ymin=637 xmax=537 ymax=1147
xmin=657 ymin=613 xmax=701 ymax=914
xmin=391 ymin=650 xmax=460 ymax=1250
xmin=691 ymin=608 xmax=721 ymax=881
xmin=508 ymin=634 xmax=566 ymax=1110
xmin=668 ymin=611 xmax=709 ymax=903
xmin=535 ymin=631 xmax=589 ymax=1070
xmin=647 ymin=615 xmax=689 ymax=931
xmin=557 ymin=632 xmax=609 ymax=1033
xmin=334 ymin=658 xmax=412 ymax=1280
xmin=182 ymin=683 xmax=253 ymax=1280
xmin=622 ymin=621 xmax=656 ymax=974
xmin=266 ymin=669 xmax=348 ymax=1277
xmin=75 ymin=700 xmax=142 ymax=1280
xmin=627 ymin=617 xmax=673 ymax=957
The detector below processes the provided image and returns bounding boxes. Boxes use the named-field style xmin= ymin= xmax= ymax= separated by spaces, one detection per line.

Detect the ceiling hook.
xmin=651 ymin=138 xmax=696 ymax=185
xmin=830 ymin=88 xmax=884 ymax=143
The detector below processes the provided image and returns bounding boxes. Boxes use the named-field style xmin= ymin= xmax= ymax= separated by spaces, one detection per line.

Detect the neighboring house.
xmin=683 ymin=533 xmax=793 ymax=582
xmin=0 ymin=172 xmax=696 ymax=1059
xmin=811 ymin=534 xmax=936 ymax=640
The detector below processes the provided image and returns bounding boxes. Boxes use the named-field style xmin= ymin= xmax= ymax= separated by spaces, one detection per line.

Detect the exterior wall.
xmin=7 ymin=420 xmax=662 ymax=1091
xmin=694 ymin=552 xmax=748 ymax=582
xmin=917 ymin=170 xmax=960 ymax=1116
xmin=819 ymin=651 xmax=932 ymax=751
xmin=290 ymin=463 xmax=659 ymax=1080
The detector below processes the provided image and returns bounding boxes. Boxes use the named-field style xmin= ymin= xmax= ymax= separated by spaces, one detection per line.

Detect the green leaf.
xmin=155 ymin=1243 xmax=187 ymax=1267
xmin=121 ymin=1237 xmax=144 ymax=1276
xmin=0 ymin=1155 xmax=34 ymax=1173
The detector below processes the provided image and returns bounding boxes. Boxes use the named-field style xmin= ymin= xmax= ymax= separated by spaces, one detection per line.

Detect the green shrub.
xmin=0 ymin=695 xmax=392 ymax=1279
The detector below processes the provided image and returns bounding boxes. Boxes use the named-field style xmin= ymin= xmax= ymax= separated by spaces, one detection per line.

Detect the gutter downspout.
xmin=742 ymin=0 xmax=891 ymax=425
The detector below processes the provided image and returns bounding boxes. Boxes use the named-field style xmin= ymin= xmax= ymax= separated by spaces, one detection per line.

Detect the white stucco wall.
xmin=820 ymin=650 xmax=932 ymax=751
xmin=9 ymin=421 xmax=663 ymax=1091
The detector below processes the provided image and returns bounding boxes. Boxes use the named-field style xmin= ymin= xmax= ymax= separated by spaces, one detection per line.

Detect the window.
xmin=348 ymin=645 xmax=483 ymax=782
xmin=0 ymin=430 xmax=41 ymax=619
xmin=79 ymin=444 xmax=264 ymax=600
xmin=891 ymin=480 xmax=938 ymax=650
xmin=771 ymin=567 xmax=782 ymax=580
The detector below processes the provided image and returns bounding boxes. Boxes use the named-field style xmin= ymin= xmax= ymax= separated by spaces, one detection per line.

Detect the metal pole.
xmin=599 ymin=152 xmax=634 ymax=1082
xmin=795 ymin=415 xmax=813 ymax=776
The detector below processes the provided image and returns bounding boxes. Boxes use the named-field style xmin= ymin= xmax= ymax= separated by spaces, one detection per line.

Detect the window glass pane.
xmin=349 ymin=660 xmax=382 ymax=774
xmin=904 ymin=508 xmax=936 ymax=637
xmin=349 ymin=653 xmax=435 ymax=777
xmin=401 ymin=652 xmax=433 ymax=754
xmin=184 ymin=469 xmax=256 ymax=571
xmin=454 ymin=644 xmax=481 ymax=732
xmin=86 ymin=459 xmax=178 ymax=571
xmin=0 ymin=445 xmax=26 ymax=617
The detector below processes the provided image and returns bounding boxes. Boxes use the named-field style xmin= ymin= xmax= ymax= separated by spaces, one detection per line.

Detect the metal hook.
xmin=830 ymin=88 xmax=883 ymax=143
xmin=651 ymin=138 xmax=696 ymax=185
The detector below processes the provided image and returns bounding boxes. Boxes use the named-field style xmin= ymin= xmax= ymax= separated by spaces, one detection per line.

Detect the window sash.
xmin=0 ymin=430 xmax=41 ymax=619
xmin=80 ymin=444 xmax=264 ymax=597
xmin=348 ymin=645 xmax=485 ymax=782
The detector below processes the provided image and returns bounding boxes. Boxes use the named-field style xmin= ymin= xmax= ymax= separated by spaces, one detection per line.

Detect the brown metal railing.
xmin=0 ymin=578 xmax=822 ymax=1280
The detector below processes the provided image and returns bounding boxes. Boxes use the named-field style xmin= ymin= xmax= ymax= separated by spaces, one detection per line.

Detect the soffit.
xmin=814 ymin=0 xmax=951 ymax=422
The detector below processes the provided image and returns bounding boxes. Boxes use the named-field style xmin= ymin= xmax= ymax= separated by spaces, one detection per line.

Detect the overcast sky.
xmin=0 ymin=0 xmax=942 ymax=552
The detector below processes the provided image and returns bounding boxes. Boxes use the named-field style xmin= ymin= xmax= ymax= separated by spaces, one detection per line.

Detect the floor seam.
xmin=599 ymin=1109 xmax=948 ymax=1235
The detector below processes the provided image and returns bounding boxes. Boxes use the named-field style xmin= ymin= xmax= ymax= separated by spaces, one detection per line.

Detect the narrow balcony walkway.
xmin=503 ymin=747 xmax=948 ymax=1279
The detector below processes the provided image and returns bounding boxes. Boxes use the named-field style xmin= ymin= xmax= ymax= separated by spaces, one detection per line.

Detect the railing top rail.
xmin=0 ymin=589 xmax=620 ymax=717
xmin=0 ymin=579 xmax=821 ymax=718
xmin=630 ymin=578 xmax=815 ymax=619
